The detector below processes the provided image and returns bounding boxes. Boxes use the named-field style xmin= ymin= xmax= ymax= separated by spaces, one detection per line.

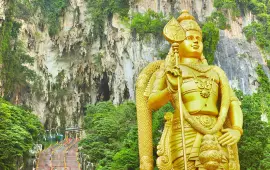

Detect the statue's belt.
xmin=173 ymin=114 xmax=217 ymax=130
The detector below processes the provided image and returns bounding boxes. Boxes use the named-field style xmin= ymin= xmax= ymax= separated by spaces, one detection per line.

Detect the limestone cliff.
xmin=0 ymin=0 xmax=269 ymax=128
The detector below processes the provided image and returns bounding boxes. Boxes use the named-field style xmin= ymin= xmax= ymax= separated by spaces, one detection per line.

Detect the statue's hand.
xmin=166 ymin=66 xmax=182 ymax=91
xmin=218 ymin=128 xmax=241 ymax=146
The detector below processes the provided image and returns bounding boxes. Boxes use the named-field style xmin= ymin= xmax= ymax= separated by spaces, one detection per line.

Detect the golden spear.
xmin=163 ymin=17 xmax=188 ymax=170
xmin=172 ymin=42 xmax=188 ymax=170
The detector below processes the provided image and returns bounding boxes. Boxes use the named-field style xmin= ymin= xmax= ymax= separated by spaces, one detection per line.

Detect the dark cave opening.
xmin=97 ymin=72 xmax=110 ymax=101
xmin=123 ymin=84 xmax=130 ymax=100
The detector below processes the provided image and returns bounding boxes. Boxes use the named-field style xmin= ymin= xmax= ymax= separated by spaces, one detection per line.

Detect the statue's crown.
xmin=163 ymin=10 xmax=201 ymax=43
xmin=178 ymin=10 xmax=202 ymax=34
xmin=177 ymin=10 xmax=196 ymax=22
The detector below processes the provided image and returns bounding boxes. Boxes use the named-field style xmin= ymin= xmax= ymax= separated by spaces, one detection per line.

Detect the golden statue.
xmin=136 ymin=10 xmax=243 ymax=170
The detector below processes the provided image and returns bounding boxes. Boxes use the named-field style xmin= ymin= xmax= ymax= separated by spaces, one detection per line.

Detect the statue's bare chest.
xmin=180 ymin=65 xmax=220 ymax=97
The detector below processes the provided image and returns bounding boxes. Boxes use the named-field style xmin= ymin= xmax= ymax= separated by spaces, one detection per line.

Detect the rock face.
xmin=0 ymin=0 xmax=269 ymax=128
xmin=216 ymin=31 xmax=263 ymax=94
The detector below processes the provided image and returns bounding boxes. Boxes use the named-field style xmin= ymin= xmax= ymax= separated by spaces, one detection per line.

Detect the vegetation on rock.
xmin=206 ymin=11 xmax=230 ymax=30
xmin=267 ymin=60 xmax=270 ymax=69
xmin=243 ymin=21 xmax=270 ymax=52
xmin=213 ymin=0 xmax=270 ymax=54
xmin=11 ymin=0 xmax=69 ymax=37
xmin=201 ymin=11 xmax=229 ymax=64
xmin=214 ymin=0 xmax=240 ymax=17
xmin=202 ymin=22 xmax=220 ymax=65
xmin=131 ymin=10 xmax=168 ymax=38
xmin=86 ymin=0 xmax=130 ymax=38
xmin=34 ymin=0 xmax=69 ymax=36
xmin=0 ymin=2 xmax=36 ymax=99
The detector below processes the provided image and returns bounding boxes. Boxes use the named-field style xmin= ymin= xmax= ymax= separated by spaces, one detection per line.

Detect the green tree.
xmin=0 ymin=99 xmax=44 ymax=169
xmin=79 ymin=102 xmax=139 ymax=170
xmin=237 ymin=65 xmax=270 ymax=170
xmin=237 ymin=92 xmax=270 ymax=170
xmin=259 ymin=145 xmax=270 ymax=169
xmin=80 ymin=101 xmax=174 ymax=170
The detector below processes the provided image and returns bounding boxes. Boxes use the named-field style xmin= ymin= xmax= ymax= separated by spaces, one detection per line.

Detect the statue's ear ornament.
xmin=163 ymin=17 xmax=186 ymax=44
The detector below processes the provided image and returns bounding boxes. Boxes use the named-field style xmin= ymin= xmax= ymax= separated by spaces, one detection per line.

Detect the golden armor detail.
xmin=136 ymin=10 xmax=243 ymax=170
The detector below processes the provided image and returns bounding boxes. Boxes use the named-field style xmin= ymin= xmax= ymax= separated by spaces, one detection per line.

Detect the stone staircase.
xmin=36 ymin=139 xmax=81 ymax=170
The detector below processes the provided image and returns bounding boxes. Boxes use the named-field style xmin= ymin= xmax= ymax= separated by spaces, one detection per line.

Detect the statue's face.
xmin=178 ymin=30 xmax=203 ymax=59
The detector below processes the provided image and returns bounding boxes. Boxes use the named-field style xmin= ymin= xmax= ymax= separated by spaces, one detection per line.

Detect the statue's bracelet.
xmin=167 ymin=84 xmax=177 ymax=93
xmin=232 ymin=126 xmax=243 ymax=135
xmin=166 ymin=80 xmax=177 ymax=93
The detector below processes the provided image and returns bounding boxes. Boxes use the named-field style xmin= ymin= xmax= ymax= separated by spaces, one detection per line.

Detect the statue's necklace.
xmin=181 ymin=63 xmax=214 ymax=98
xmin=181 ymin=63 xmax=213 ymax=73
xmin=191 ymin=71 xmax=214 ymax=98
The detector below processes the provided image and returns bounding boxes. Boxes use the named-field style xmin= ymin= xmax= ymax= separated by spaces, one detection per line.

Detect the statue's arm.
xmin=147 ymin=68 xmax=171 ymax=110
xmin=228 ymin=88 xmax=243 ymax=132
xmin=219 ymin=88 xmax=243 ymax=146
